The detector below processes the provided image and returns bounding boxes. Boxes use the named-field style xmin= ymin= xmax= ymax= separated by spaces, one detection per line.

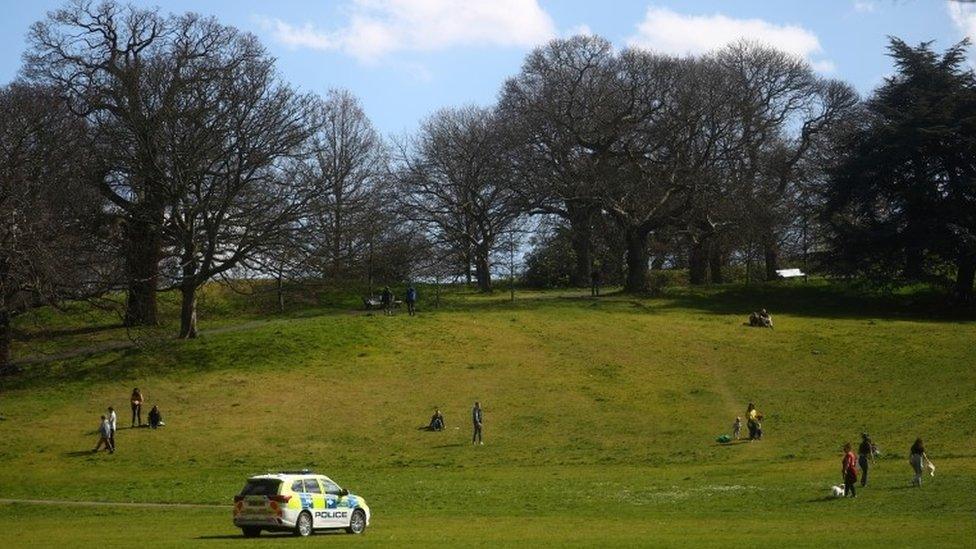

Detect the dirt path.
xmin=0 ymin=498 xmax=224 ymax=509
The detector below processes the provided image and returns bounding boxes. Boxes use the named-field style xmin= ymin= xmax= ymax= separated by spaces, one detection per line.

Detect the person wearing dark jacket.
xmin=406 ymin=286 xmax=418 ymax=316
xmin=858 ymin=433 xmax=877 ymax=487
xmin=148 ymin=405 xmax=163 ymax=429
xmin=472 ymin=402 xmax=483 ymax=445
xmin=909 ymin=438 xmax=929 ymax=487
xmin=381 ymin=286 xmax=393 ymax=316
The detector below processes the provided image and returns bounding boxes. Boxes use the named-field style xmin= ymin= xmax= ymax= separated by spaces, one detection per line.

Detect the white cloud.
xmin=853 ymin=1 xmax=877 ymax=14
xmin=948 ymin=1 xmax=976 ymax=41
xmin=256 ymin=0 xmax=556 ymax=62
xmin=626 ymin=7 xmax=834 ymax=72
xmin=565 ymin=24 xmax=593 ymax=37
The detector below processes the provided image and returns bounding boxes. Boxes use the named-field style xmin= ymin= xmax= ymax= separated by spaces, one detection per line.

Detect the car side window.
xmin=304 ymin=479 xmax=322 ymax=494
xmin=322 ymin=479 xmax=341 ymax=495
xmin=291 ymin=480 xmax=304 ymax=493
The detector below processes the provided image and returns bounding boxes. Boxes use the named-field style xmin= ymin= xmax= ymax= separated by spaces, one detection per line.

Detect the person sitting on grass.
xmin=427 ymin=408 xmax=445 ymax=431
xmin=93 ymin=415 xmax=114 ymax=454
xmin=748 ymin=309 xmax=773 ymax=328
xmin=148 ymin=405 xmax=163 ymax=429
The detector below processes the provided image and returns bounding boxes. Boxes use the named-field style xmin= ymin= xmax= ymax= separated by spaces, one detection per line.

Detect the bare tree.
xmin=25 ymin=1 xmax=190 ymax=326
xmin=715 ymin=41 xmax=858 ymax=279
xmin=301 ymin=89 xmax=388 ymax=279
xmin=499 ymin=35 xmax=623 ymax=286
xmin=395 ymin=106 xmax=522 ymax=292
xmin=152 ymin=19 xmax=315 ymax=338
xmin=0 ymin=84 xmax=105 ymax=370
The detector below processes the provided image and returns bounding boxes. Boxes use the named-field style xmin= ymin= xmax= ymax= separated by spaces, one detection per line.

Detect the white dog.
xmin=831 ymin=485 xmax=845 ymax=498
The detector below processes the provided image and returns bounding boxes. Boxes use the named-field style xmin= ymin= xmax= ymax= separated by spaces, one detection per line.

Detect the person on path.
xmin=107 ymin=406 xmax=117 ymax=449
xmin=130 ymin=388 xmax=144 ymax=427
xmin=858 ymin=433 xmax=876 ymax=487
xmin=842 ymin=442 xmax=858 ymax=498
xmin=148 ymin=405 xmax=163 ymax=429
xmin=406 ymin=286 xmax=418 ymax=316
xmin=381 ymin=286 xmax=393 ymax=316
xmin=93 ymin=415 xmax=114 ymax=453
xmin=909 ymin=438 xmax=930 ymax=487
xmin=472 ymin=401 xmax=483 ymax=445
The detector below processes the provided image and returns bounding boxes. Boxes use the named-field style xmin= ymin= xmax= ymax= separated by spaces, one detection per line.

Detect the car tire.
xmin=241 ymin=527 xmax=261 ymax=538
xmin=294 ymin=511 xmax=313 ymax=537
xmin=346 ymin=509 xmax=367 ymax=535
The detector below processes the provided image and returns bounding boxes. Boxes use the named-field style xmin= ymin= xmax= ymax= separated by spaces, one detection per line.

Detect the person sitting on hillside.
xmin=425 ymin=408 xmax=445 ymax=431
xmin=148 ymin=405 xmax=164 ymax=429
xmin=748 ymin=308 xmax=773 ymax=328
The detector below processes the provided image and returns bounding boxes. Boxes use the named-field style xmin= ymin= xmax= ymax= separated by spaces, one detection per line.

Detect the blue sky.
xmin=0 ymin=1 xmax=967 ymax=136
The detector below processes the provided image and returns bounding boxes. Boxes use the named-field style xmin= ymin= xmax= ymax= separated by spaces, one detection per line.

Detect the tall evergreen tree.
xmin=823 ymin=38 xmax=976 ymax=301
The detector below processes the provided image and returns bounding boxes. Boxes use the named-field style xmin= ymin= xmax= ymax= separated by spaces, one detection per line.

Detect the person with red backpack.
xmin=842 ymin=442 xmax=858 ymax=497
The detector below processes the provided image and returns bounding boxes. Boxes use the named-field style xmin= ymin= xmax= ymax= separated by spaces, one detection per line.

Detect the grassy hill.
xmin=1 ymin=282 xmax=974 ymax=547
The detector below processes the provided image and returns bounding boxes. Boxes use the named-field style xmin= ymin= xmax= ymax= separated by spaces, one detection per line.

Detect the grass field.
xmin=1 ymin=282 xmax=975 ymax=547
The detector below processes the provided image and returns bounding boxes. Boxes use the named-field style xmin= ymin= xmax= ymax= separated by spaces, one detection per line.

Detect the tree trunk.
xmin=123 ymin=216 xmax=161 ymax=327
xmin=474 ymin=255 xmax=492 ymax=292
xmin=763 ymin=234 xmax=780 ymax=281
xmin=955 ymin=256 xmax=976 ymax=303
xmin=624 ymin=227 xmax=649 ymax=293
xmin=0 ymin=310 xmax=11 ymax=375
xmin=566 ymin=202 xmax=594 ymax=287
xmin=708 ymin=242 xmax=725 ymax=284
xmin=688 ymin=240 xmax=707 ymax=285
xmin=276 ymin=274 xmax=285 ymax=313
xmin=178 ymin=283 xmax=198 ymax=339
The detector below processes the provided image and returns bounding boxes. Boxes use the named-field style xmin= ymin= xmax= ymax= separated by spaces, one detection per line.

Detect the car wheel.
xmin=294 ymin=511 xmax=313 ymax=537
xmin=346 ymin=509 xmax=367 ymax=534
xmin=241 ymin=527 xmax=261 ymax=538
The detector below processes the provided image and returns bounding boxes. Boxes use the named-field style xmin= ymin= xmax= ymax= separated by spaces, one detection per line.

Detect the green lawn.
xmin=2 ymin=283 xmax=975 ymax=547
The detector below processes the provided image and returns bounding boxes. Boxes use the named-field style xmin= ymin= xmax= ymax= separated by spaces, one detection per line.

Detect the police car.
xmin=233 ymin=471 xmax=371 ymax=537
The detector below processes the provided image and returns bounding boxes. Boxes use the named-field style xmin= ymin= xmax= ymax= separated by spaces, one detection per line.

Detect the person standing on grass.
xmin=746 ymin=403 xmax=758 ymax=440
xmin=405 ymin=286 xmax=418 ymax=316
xmin=107 ymin=406 xmax=117 ymax=449
xmin=472 ymin=401 xmax=483 ymax=445
xmin=130 ymin=388 xmax=144 ymax=427
xmin=381 ymin=286 xmax=393 ymax=316
xmin=909 ymin=438 xmax=930 ymax=487
xmin=858 ymin=433 xmax=876 ymax=487
xmin=842 ymin=442 xmax=858 ymax=497
xmin=93 ymin=415 xmax=114 ymax=453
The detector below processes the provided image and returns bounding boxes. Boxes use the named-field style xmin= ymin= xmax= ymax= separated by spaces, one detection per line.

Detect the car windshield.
xmin=240 ymin=479 xmax=282 ymax=496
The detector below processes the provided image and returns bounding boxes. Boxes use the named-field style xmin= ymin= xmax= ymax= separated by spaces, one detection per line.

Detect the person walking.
xmin=842 ymin=442 xmax=858 ymax=497
xmin=381 ymin=286 xmax=393 ymax=316
xmin=130 ymin=388 xmax=144 ymax=427
xmin=405 ymin=286 xmax=418 ymax=316
xmin=590 ymin=269 xmax=601 ymax=297
xmin=107 ymin=406 xmax=117 ymax=450
xmin=909 ymin=438 xmax=929 ymax=487
xmin=472 ymin=401 xmax=483 ymax=445
xmin=93 ymin=415 xmax=114 ymax=453
xmin=858 ymin=433 xmax=876 ymax=487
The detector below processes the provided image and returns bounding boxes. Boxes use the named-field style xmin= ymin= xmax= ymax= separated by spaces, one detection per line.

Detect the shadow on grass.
xmin=433 ymin=281 xmax=976 ymax=323
xmin=430 ymin=443 xmax=465 ymax=449
xmin=196 ymin=531 xmax=347 ymax=540
xmin=15 ymin=323 xmax=126 ymax=341
xmin=63 ymin=450 xmax=96 ymax=458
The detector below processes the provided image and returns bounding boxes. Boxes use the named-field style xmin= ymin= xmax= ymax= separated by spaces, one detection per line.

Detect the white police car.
xmin=232 ymin=471 xmax=371 ymax=537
